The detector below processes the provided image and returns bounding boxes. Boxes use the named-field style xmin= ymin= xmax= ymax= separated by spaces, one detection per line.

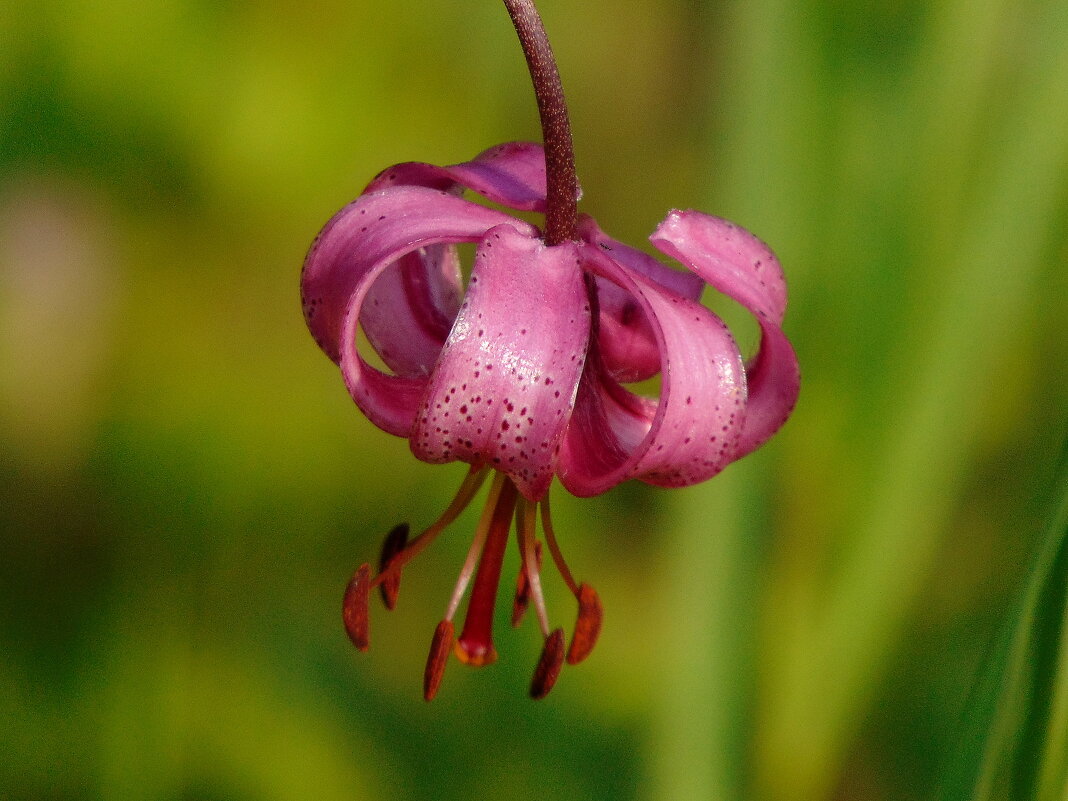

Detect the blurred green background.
xmin=2 ymin=0 xmax=1065 ymax=799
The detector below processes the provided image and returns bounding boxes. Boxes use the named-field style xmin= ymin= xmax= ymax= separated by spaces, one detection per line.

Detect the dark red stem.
xmin=502 ymin=0 xmax=578 ymax=245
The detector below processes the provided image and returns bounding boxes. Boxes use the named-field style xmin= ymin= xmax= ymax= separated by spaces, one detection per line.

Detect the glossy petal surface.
xmin=411 ymin=225 xmax=590 ymax=500
xmin=578 ymin=215 xmax=703 ymax=301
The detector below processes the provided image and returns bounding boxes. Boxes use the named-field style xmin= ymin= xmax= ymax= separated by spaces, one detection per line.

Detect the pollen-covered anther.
xmin=530 ymin=627 xmax=566 ymax=699
xmin=512 ymin=540 xmax=543 ymax=627
xmin=342 ymin=563 xmax=372 ymax=651
xmin=378 ymin=523 xmax=409 ymax=609
xmin=424 ymin=619 xmax=455 ymax=701
xmin=566 ymin=583 xmax=603 ymax=665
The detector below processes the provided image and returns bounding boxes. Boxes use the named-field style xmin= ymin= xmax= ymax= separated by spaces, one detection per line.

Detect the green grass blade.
xmin=939 ymin=440 xmax=1068 ymax=801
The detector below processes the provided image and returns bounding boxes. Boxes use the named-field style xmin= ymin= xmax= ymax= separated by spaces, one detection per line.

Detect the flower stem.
xmin=502 ymin=0 xmax=578 ymax=245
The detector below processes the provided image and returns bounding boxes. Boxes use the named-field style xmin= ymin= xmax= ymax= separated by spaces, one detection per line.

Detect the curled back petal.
xmin=651 ymin=211 xmax=800 ymax=455
xmin=338 ymin=280 xmax=431 ymax=438
xmin=558 ymin=246 xmax=747 ymax=498
xmin=592 ymin=279 xmax=662 ymax=383
xmin=365 ymin=141 xmax=577 ymax=213
xmin=410 ymin=224 xmax=590 ymax=501
xmin=578 ymin=215 xmax=704 ymax=300
xmin=576 ymin=215 xmax=705 ymax=383
xmin=301 ymin=186 xmax=532 ymax=364
xmin=360 ymin=244 xmax=462 ymax=376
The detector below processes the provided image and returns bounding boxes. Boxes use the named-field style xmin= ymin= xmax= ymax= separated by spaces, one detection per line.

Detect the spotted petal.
xmin=651 ymin=211 xmax=800 ymax=456
xmin=410 ymin=224 xmax=590 ymax=500
xmin=558 ymin=245 xmax=746 ymax=497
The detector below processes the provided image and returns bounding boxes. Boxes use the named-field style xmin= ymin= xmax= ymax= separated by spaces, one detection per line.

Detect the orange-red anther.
xmin=342 ymin=563 xmax=372 ymax=651
xmin=566 ymin=583 xmax=602 ymax=665
xmin=378 ymin=523 xmax=409 ymax=609
xmin=530 ymin=627 xmax=566 ymax=699
xmin=424 ymin=619 xmax=455 ymax=701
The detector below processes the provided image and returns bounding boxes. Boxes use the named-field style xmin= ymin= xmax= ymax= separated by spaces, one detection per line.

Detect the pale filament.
xmin=372 ymin=465 xmax=489 ymax=589
xmin=445 ymin=471 xmax=508 ymax=621
xmin=518 ymin=498 xmax=551 ymax=637
xmin=540 ymin=493 xmax=580 ymax=597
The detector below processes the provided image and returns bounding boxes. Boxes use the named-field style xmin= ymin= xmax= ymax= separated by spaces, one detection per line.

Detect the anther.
xmin=566 ymin=583 xmax=602 ymax=665
xmin=378 ymin=523 xmax=409 ymax=609
xmin=342 ymin=563 xmax=372 ymax=651
xmin=530 ymin=627 xmax=566 ymax=699
xmin=424 ymin=619 xmax=454 ymax=701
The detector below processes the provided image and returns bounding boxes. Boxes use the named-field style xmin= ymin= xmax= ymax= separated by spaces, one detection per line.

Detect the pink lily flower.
xmin=302 ymin=141 xmax=799 ymax=698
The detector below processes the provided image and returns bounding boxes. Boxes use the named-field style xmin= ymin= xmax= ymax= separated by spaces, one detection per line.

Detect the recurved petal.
xmin=558 ymin=246 xmax=747 ymax=498
xmin=365 ymin=142 xmax=571 ymax=213
xmin=650 ymin=211 xmax=799 ymax=455
xmin=578 ymin=215 xmax=703 ymax=300
xmin=301 ymin=186 xmax=533 ymax=365
xmin=410 ymin=224 xmax=590 ymax=500
xmin=359 ymin=244 xmax=462 ymax=376
xmin=576 ymin=215 xmax=704 ymax=383
xmin=593 ymin=279 xmax=662 ymax=383
xmin=337 ymin=270 xmax=437 ymax=438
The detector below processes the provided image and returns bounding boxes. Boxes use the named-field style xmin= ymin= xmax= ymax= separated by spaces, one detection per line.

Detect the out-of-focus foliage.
xmin=938 ymin=444 xmax=1068 ymax=801
xmin=1 ymin=1 xmax=1064 ymax=800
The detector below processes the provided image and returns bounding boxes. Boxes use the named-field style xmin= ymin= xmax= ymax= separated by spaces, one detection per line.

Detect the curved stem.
xmin=503 ymin=0 xmax=578 ymax=244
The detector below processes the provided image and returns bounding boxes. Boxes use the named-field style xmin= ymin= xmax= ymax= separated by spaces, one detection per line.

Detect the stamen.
xmin=378 ymin=523 xmax=408 ymax=609
xmin=445 ymin=472 xmax=508 ymax=622
xmin=540 ymin=494 xmax=580 ymax=595
xmin=372 ymin=465 xmax=489 ymax=592
xmin=518 ymin=499 xmax=551 ymax=637
xmin=424 ymin=619 xmax=454 ymax=701
xmin=566 ymin=582 xmax=603 ymax=664
xmin=539 ymin=494 xmax=602 ymax=663
xmin=455 ymin=476 xmax=519 ymax=666
xmin=530 ymin=627 xmax=566 ymax=699
xmin=342 ymin=563 xmax=372 ymax=650
xmin=512 ymin=539 xmax=542 ymax=627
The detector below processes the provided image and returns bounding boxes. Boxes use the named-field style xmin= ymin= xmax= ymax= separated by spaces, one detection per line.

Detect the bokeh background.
xmin=2 ymin=0 xmax=1065 ymax=799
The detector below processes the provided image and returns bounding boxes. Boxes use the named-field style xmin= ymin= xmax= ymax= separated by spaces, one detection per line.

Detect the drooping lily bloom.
xmin=302 ymin=141 xmax=799 ymax=698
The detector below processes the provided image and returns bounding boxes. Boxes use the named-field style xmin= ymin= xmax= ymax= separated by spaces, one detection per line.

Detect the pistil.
xmin=455 ymin=476 xmax=520 ymax=665
xmin=517 ymin=499 xmax=551 ymax=636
